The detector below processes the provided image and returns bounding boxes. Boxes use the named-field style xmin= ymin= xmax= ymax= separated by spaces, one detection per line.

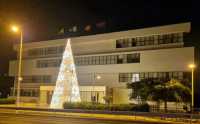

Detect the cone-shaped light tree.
xmin=50 ymin=39 xmax=81 ymax=109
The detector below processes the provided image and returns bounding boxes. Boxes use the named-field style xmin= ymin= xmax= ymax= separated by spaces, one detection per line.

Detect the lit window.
xmin=132 ymin=73 xmax=140 ymax=82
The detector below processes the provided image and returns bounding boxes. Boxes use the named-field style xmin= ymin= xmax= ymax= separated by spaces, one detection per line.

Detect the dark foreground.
xmin=0 ymin=113 xmax=168 ymax=124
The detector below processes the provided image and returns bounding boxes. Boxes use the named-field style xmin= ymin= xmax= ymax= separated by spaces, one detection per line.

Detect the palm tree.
xmin=127 ymin=78 xmax=191 ymax=112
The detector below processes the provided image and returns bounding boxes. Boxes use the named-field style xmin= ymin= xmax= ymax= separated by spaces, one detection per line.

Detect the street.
xmin=0 ymin=113 xmax=167 ymax=124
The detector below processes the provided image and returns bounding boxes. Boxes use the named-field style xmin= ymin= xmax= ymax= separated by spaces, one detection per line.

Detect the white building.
xmin=9 ymin=22 xmax=197 ymax=107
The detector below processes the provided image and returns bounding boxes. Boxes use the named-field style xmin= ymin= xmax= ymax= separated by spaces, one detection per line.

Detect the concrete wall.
xmin=9 ymin=47 xmax=195 ymax=88
xmin=14 ymin=22 xmax=190 ymax=57
xmin=113 ymin=87 xmax=132 ymax=104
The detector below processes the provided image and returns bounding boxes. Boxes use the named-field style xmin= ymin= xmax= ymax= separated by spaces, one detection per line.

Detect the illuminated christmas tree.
xmin=50 ymin=39 xmax=81 ymax=109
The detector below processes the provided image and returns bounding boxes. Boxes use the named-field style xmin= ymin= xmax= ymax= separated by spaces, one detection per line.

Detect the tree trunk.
xmin=157 ymin=101 xmax=160 ymax=112
xmin=164 ymin=83 xmax=167 ymax=112
xmin=164 ymin=100 xmax=167 ymax=112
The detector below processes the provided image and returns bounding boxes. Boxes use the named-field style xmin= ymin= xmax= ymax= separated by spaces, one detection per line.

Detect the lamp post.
xmin=92 ymin=73 xmax=101 ymax=103
xmin=189 ymin=64 xmax=195 ymax=112
xmin=11 ymin=25 xmax=23 ymax=107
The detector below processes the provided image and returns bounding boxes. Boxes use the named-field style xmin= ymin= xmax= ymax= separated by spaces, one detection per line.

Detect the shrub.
xmin=0 ymin=98 xmax=15 ymax=104
xmin=63 ymin=102 xmax=150 ymax=112
xmin=95 ymin=104 xmax=107 ymax=110
xmin=109 ymin=104 xmax=149 ymax=112
xmin=131 ymin=103 xmax=150 ymax=112
xmin=63 ymin=102 xmax=76 ymax=109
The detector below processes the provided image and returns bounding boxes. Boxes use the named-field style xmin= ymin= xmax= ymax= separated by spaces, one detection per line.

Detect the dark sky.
xmin=0 ymin=0 xmax=196 ymax=74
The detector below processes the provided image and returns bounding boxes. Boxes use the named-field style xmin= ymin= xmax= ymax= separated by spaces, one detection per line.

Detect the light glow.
xmin=11 ymin=26 xmax=19 ymax=32
xmin=189 ymin=64 xmax=195 ymax=69
xmin=50 ymin=39 xmax=81 ymax=109
xmin=96 ymin=75 xmax=101 ymax=80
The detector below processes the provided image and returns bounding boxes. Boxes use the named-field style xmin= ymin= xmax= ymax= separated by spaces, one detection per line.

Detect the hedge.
xmin=63 ymin=102 xmax=149 ymax=112
xmin=0 ymin=98 xmax=16 ymax=104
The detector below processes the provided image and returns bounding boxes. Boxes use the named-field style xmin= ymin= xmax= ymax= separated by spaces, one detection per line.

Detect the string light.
xmin=50 ymin=39 xmax=81 ymax=109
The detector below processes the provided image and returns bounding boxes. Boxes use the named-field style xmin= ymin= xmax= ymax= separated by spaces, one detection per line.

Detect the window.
xmin=139 ymin=37 xmax=145 ymax=46
xmin=122 ymin=54 xmax=127 ymax=63
xmin=183 ymin=72 xmax=191 ymax=80
xmin=116 ymin=33 xmax=183 ymax=49
xmin=127 ymin=38 xmax=133 ymax=47
xmin=85 ymin=57 xmax=89 ymax=65
xmin=148 ymin=36 xmax=154 ymax=45
xmin=158 ymin=35 xmax=164 ymax=44
xmin=117 ymin=55 xmax=123 ymax=64
xmin=103 ymin=56 xmax=107 ymax=64
xmin=111 ymin=55 xmax=117 ymax=64
xmin=139 ymin=72 xmax=145 ymax=80
xmin=116 ymin=38 xmax=138 ymax=48
xmin=31 ymin=90 xmax=39 ymax=97
xmin=116 ymin=40 xmax=123 ymax=48
xmin=20 ymin=89 xmax=39 ymax=97
xmin=148 ymin=72 xmax=154 ymax=78
xmin=158 ymin=33 xmax=182 ymax=45
xmin=28 ymin=46 xmax=65 ymax=57
xmin=95 ymin=56 xmax=99 ymax=65
xmin=178 ymin=72 xmax=183 ymax=80
xmin=172 ymin=72 xmax=178 ymax=79
xmin=21 ymin=75 xmax=52 ymax=83
xmin=169 ymin=72 xmax=173 ymax=79
xmin=163 ymin=34 xmax=172 ymax=44
xmin=76 ymin=53 xmax=140 ymax=66
xmin=127 ymin=53 xmax=140 ymax=63
xmin=37 ymin=59 xmax=61 ymax=68
xmin=153 ymin=35 xmax=158 ymax=45
xmin=173 ymin=33 xmax=182 ymax=43
xmin=153 ymin=72 xmax=157 ymax=78
xmin=131 ymin=38 xmax=136 ymax=46
xmin=127 ymin=54 xmax=134 ymax=63
xmin=119 ymin=71 xmax=188 ymax=82
xmin=119 ymin=73 xmax=129 ymax=82
xmin=132 ymin=73 xmax=140 ymax=82
xmin=106 ymin=55 xmax=111 ymax=64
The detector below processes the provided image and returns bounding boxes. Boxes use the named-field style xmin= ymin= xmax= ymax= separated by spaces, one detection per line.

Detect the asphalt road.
xmin=0 ymin=113 xmax=164 ymax=124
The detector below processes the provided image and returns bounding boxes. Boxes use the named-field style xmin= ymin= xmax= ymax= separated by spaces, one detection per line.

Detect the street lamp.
xmin=188 ymin=64 xmax=195 ymax=111
xmin=11 ymin=26 xmax=19 ymax=32
xmin=96 ymin=75 xmax=101 ymax=80
xmin=92 ymin=73 xmax=101 ymax=103
xmin=11 ymin=25 xmax=23 ymax=107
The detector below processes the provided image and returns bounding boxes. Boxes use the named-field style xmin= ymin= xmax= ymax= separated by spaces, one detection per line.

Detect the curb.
xmin=0 ymin=109 xmax=187 ymax=124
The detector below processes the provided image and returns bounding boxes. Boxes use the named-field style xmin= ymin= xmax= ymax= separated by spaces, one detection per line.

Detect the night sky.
xmin=0 ymin=0 xmax=196 ymax=75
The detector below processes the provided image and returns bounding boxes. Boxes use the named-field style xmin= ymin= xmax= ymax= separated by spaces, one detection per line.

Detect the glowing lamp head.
xmin=18 ymin=77 xmax=23 ymax=81
xmin=96 ymin=75 xmax=101 ymax=80
xmin=11 ymin=26 xmax=19 ymax=32
xmin=189 ymin=64 xmax=195 ymax=69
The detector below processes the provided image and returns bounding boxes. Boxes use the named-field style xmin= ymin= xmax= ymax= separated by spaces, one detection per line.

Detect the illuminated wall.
xmin=50 ymin=39 xmax=81 ymax=109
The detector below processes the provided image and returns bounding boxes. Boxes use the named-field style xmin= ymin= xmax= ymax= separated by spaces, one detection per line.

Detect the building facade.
xmin=9 ymin=22 xmax=198 ymax=107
